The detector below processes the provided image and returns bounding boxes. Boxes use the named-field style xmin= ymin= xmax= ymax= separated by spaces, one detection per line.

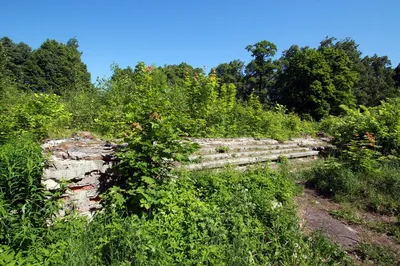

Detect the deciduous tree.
xmin=274 ymin=45 xmax=356 ymax=119
xmin=213 ymin=59 xmax=245 ymax=99
xmin=24 ymin=38 xmax=91 ymax=94
xmin=245 ymin=40 xmax=278 ymax=102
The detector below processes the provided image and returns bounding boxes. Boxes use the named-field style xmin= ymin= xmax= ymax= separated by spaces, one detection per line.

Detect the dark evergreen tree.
xmin=0 ymin=37 xmax=32 ymax=89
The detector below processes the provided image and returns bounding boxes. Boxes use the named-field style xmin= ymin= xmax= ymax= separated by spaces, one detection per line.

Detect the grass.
xmin=215 ymin=145 xmax=230 ymax=153
xmin=331 ymin=207 xmax=400 ymax=243
xmin=355 ymin=243 xmax=399 ymax=266
xmin=302 ymin=158 xmax=400 ymax=215
xmin=297 ymin=157 xmax=400 ymax=265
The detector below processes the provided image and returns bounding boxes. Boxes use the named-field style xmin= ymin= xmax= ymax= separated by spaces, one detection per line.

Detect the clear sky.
xmin=2 ymin=0 xmax=399 ymax=81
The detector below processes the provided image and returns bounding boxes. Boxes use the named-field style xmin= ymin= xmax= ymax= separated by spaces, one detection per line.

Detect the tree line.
xmin=1 ymin=36 xmax=400 ymax=121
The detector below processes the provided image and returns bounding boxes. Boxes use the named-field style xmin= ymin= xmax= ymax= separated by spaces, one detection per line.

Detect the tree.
xmin=0 ymin=41 xmax=6 ymax=80
xmin=161 ymin=62 xmax=203 ymax=86
xmin=0 ymin=37 xmax=32 ymax=88
xmin=318 ymin=45 xmax=358 ymax=114
xmin=319 ymin=37 xmax=362 ymax=65
xmin=355 ymin=55 xmax=397 ymax=106
xmin=245 ymin=40 xmax=278 ymax=102
xmin=213 ymin=59 xmax=245 ymax=99
xmin=319 ymin=37 xmax=398 ymax=106
xmin=24 ymin=38 xmax=91 ymax=94
xmin=273 ymin=46 xmax=357 ymax=120
xmin=395 ymin=64 xmax=400 ymax=88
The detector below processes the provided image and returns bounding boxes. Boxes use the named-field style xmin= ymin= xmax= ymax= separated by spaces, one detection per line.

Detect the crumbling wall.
xmin=41 ymin=135 xmax=330 ymax=216
xmin=41 ymin=136 xmax=118 ymax=216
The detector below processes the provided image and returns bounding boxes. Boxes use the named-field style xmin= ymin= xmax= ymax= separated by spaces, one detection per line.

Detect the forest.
xmin=1 ymin=36 xmax=400 ymax=265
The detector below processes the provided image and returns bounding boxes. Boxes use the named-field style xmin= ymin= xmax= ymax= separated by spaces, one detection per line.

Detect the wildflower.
xmin=271 ymin=200 xmax=282 ymax=210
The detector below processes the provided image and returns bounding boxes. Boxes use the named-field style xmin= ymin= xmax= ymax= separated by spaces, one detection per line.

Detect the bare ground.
xmin=295 ymin=186 xmax=400 ymax=265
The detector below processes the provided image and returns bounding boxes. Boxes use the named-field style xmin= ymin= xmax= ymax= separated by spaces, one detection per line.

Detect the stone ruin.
xmin=41 ymin=136 xmax=118 ymax=216
xmin=41 ymin=133 xmax=330 ymax=217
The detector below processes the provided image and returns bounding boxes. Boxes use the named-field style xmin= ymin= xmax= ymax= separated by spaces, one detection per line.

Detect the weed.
xmin=330 ymin=205 xmax=364 ymax=225
xmin=0 ymin=135 xmax=63 ymax=250
xmin=355 ymin=243 xmax=399 ymax=266
xmin=215 ymin=145 xmax=230 ymax=153
xmin=304 ymin=158 xmax=400 ymax=215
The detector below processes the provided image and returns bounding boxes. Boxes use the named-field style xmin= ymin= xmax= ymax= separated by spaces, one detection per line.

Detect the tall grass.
xmin=0 ymin=135 xmax=61 ymax=250
xmin=303 ymin=158 xmax=400 ymax=215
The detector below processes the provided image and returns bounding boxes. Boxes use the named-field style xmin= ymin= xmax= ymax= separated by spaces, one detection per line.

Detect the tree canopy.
xmin=245 ymin=40 xmax=278 ymax=102
xmin=1 ymin=35 xmax=400 ymax=120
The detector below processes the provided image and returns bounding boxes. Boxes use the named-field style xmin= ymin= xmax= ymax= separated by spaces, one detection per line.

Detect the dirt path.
xmin=295 ymin=185 xmax=400 ymax=265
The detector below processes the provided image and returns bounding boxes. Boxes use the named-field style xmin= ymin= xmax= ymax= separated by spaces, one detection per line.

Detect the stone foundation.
xmin=41 ymin=136 xmax=118 ymax=216
xmin=41 ymin=134 xmax=330 ymax=216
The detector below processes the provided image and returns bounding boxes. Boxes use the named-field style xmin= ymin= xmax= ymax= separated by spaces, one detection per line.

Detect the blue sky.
xmin=2 ymin=0 xmax=399 ymax=81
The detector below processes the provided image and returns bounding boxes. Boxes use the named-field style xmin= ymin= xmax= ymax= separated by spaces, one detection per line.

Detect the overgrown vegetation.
xmin=0 ymin=135 xmax=63 ymax=252
xmin=1 ymin=163 xmax=352 ymax=265
xmin=1 ymin=34 xmax=400 ymax=264
xmin=299 ymin=100 xmax=400 ymax=264
xmin=303 ymin=100 xmax=400 ymax=215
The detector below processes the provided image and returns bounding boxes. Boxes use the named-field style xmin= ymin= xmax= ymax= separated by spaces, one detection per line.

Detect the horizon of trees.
xmin=1 ymin=36 xmax=400 ymax=120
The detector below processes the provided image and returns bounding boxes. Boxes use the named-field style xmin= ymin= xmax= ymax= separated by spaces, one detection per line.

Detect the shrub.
xmin=320 ymin=99 xmax=400 ymax=157
xmin=0 ymin=93 xmax=71 ymax=142
xmin=105 ymin=112 xmax=199 ymax=214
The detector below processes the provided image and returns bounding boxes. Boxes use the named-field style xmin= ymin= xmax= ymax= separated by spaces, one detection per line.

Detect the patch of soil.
xmin=295 ymin=186 xmax=400 ymax=264
xmin=296 ymin=188 xmax=359 ymax=249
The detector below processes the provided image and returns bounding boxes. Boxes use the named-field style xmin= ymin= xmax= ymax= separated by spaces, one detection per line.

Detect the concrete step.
xmin=185 ymin=150 xmax=319 ymax=171
xmin=190 ymin=138 xmax=279 ymax=147
xmin=199 ymin=143 xmax=302 ymax=154
xmin=190 ymin=137 xmax=329 ymax=149
xmin=190 ymin=147 xmax=309 ymax=162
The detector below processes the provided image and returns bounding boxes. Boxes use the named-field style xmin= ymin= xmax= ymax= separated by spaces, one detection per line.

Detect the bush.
xmin=93 ymin=62 xmax=316 ymax=139
xmin=62 ymin=88 xmax=102 ymax=131
xmin=0 ymin=92 xmax=71 ymax=142
xmin=105 ymin=111 xmax=199 ymax=214
xmin=320 ymin=99 xmax=400 ymax=157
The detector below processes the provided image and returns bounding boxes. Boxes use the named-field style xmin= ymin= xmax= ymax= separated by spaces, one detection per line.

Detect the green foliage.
xmin=320 ymin=99 xmax=400 ymax=157
xmin=94 ymin=62 xmax=313 ymax=140
xmin=274 ymin=45 xmax=357 ymax=120
xmin=0 ymin=37 xmax=32 ymax=90
xmin=61 ymin=87 xmax=102 ymax=131
xmin=0 ymin=92 xmax=71 ymax=142
xmin=106 ymin=112 xmax=199 ymax=214
xmin=214 ymin=59 xmax=246 ymax=100
xmin=395 ymin=63 xmax=400 ymax=88
xmin=161 ymin=62 xmax=204 ymax=86
xmin=331 ymin=206 xmax=400 ymax=242
xmin=356 ymin=243 xmax=398 ymax=266
xmin=4 ymin=166 xmax=350 ymax=265
xmin=355 ymin=55 xmax=398 ymax=106
xmin=245 ymin=40 xmax=278 ymax=101
xmin=304 ymin=158 xmax=400 ymax=215
xmin=0 ymin=136 xmax=63 ymax=250
xmin=24 ymin=38 xmax=92 ymax=95
xmin=95 ymin=62 xmax=170 ymax=137
xmin=215 ymin=145 xmax=230 ymax=153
